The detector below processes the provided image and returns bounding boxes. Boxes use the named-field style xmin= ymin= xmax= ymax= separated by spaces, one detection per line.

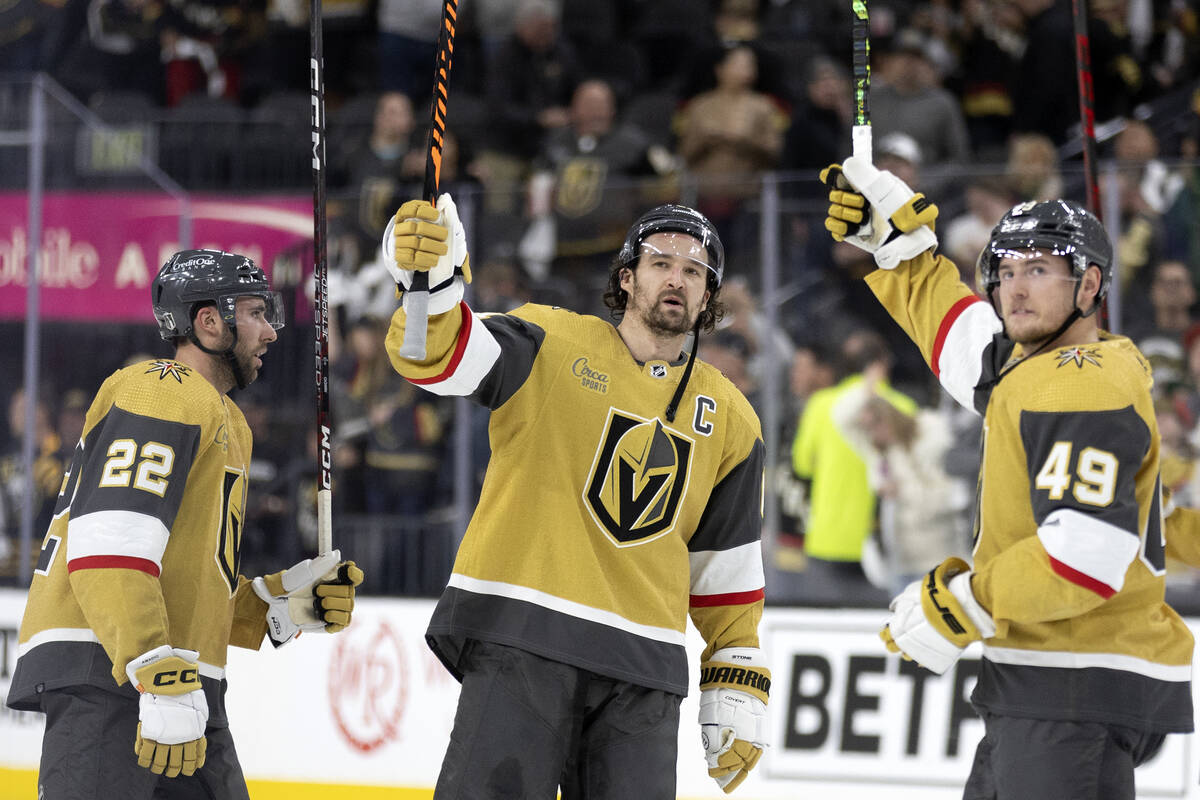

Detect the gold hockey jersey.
xmin=867 ymin=251 xmax=1193 ymax=732
xmin=8 ymin=359 xmax=269 ymax=722
xmin=386 ymin=302 xmax=766 ymax=695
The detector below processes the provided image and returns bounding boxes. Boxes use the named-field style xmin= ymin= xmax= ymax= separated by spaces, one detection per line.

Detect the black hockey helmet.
xmin=977 ymin=199 xmax=1112 ymax=308
xmin=151 ymin=249 xmax=284 ymax=341
xmin=618 ymin=204 xmax=725 ymax=288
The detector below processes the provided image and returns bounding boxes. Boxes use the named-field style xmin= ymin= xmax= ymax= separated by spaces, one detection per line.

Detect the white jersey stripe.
xmin=983 ymin=644 xmax=1191 ymax=682
xmin=412 ymin=309 xmax=502 ymax=397
xmin=1038 ymin=507 xmax=1139 ymax=594
xmin=67 ymin=509 xmax=170 ymax=568
xmin=936 ymin=300 xmax=1003 ymax=413
xmin=18 ymin=628 xmax=226 ymax=679
xmin=688 ymin=541 xmax=765 ymax=596
xmin=447 ymin=573 xmax=687 ymax=646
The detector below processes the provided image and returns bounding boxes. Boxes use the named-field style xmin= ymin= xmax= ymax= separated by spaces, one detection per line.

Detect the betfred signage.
xmin=763 ymin=607 xmax=1192 ymax=796
xmin=0 ymin=192 xmax=312 ymax=322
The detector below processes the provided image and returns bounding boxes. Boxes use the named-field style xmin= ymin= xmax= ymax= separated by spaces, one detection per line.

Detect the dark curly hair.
xmin=602 ymin=254 xmax=725 ymax=332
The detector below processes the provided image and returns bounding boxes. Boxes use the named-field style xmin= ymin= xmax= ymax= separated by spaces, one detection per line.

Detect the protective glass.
xmin=636 ymin=233 xmax=719 ymax=281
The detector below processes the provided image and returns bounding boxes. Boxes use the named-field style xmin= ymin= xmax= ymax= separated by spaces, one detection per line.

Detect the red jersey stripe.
xmin=931 ymin=295 xmax=982 ymax=378
xmin=68 ymin=554 xmax=161 ymax=577
xmin=408 ymin=302 xmax=472 ymax=386
xmin=689 ymin=588 xmax=765 ymax=607
xmin=1048 ymin=555 xmax=1116 ymax=599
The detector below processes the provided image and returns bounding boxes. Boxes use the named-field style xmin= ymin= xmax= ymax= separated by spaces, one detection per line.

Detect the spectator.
xmin=675 ymin=42 xmax=786 ymax=227
xmin=703 ymin=328 xmax=760 ymax=405
xmin=376 ymin=0 xmax=442 ymax=104
xmin=332 ymin=91 xmax=424 ymax=245
xmin=874 ymin=131 xmax=923 ymax=190
xmin=776 ymin=329 xmax=915 ymax=606
xmin=1124 ymin=259 xmax=1196 ymax=392
xmin=1113 ymin=120 xmax=1171 ymax=296
xmin=1010 ymin=0 xmax=1083 ymax=144
xmin=559 ymin=0 xmax=644 ymax=102
xmin=1012 ymin=0 xmax=1141 ymax=140
xmin=335 ymin=316 xmax=452 ymax=516
xmin=55 ymin=0 xmax=165 ymax=102
xmin=780 ymin=55 xmax=853 ymax=182
xmin=1005 ymin=131 xmax=1064 ymax=201
xmin=831 ymin=368 xmax=971 ymax=594
xmin=628 ymin=0 xmax=716 ymax=95
xmin=954 ymin=0 xmax=1024 ymax=158
xmin=716 ymin=275 xmax=795 ymax=394
xmin=942 ymin=175 xmax=1020 ymax=286
xmin=0 ymin=387 xmax=63 ymax=556
xmin=523 ymin=78 xmax=676 ymax=294
xmin=1164 ymin=108 xmax=1200 ymax=273
xmin=481 ymin=0 xmax=579 ymax=165
xmin=869 ymin=27 xmax=971 ymax=166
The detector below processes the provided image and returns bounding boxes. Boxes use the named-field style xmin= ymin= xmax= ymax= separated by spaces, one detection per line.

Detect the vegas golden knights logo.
xmin=217 ymin=467 xmax=246 ymax=593
xmin=556 ymin=158 xmax=607 ymax=218
xmin=584 ymin=409 xmax=693 ymax=546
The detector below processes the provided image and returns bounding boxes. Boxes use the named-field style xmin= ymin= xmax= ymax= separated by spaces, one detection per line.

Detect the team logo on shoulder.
xmin=1055 ymin=346 xmax=1102 ymax=369
xmin=583 ymin=408 xmax=693 ymax=546
xmin=146 ymin=360 xmax=192 ymax=383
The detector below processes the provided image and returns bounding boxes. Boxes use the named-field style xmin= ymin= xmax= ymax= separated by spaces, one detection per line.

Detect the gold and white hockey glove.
xmin=126 ymin=645 xmax=208 ymax=777
xmin=821 ymin=158 xmax=939 ymax=269
xmin=253 ymin=551 xmax=364 ymax=647
xmin=382 ymin=193 xmax=472 ymax=315
xmin=880 ymin=556 xmax=995 ymax=674
xmin=699 ymin=647 xmax=771 ymax=793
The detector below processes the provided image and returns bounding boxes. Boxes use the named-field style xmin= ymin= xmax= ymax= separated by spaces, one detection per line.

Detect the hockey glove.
xmin=821 ymin=157 xmax=939 ymax=270
xmin=699 ymin=647 xmax=771 ymax=793
xmin=382 ymin=193 xmax=472 ymax=316
xmin=253 ymin=551 xmax=364 ymax=647
xmin=880 ymin=557 xmax=996 ymax=675
xmin=126 ymin=645 xmax=208 ymax=777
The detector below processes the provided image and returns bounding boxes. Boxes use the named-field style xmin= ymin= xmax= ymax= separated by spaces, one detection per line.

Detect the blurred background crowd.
xmin=1 ymin=0 xmax=1199 ymax=609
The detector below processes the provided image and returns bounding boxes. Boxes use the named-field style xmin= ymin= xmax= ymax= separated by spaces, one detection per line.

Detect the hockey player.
xmin=821 ymin=158 xmax=1194 ymax=798
xmin=6 ymin=249 xmax=364 ymax=798
xmin=382 ymin=197 xmax=769 ymax=796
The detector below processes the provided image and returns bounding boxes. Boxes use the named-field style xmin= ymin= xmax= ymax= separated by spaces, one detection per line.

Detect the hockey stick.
xmin=1071 ymin=0 xmax=1101 ymax=218
xmin=397 ymin=0 xmax=459 ymax=360
xmin=310 ymin=0 xmax=333 ymax=556
xmin=851 ymin=0 xmax=871 ymax=160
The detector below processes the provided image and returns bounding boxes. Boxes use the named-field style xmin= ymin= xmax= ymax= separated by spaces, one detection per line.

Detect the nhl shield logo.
xmin=583 ymin=408 xmax=693 ymax=546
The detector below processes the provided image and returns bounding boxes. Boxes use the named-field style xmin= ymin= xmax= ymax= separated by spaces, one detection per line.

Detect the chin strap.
xmin=980 ymin=298 xmax=1085 ymax=393
xmin=665 ymin=318 xmax=702 ymax=423
xmin=189 ymin=327 xmax=248 ymax=390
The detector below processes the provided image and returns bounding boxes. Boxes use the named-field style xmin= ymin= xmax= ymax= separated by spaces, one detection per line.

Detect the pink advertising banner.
xmin=0 ymin=192 xmax=314 ymax=323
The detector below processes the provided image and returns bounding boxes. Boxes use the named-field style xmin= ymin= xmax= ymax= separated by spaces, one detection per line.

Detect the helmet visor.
xmin=226 ymin=291 xmax=286 ymax=331
xmin=636 ymin=233 xmax=720 ymax=282
xmin=261 ymin=291 xmax=286 ymax=330
xmin=978 ymin=241 xmax=1080 ymax=286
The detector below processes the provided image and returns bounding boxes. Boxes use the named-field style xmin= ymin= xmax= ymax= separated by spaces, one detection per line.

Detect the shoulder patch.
xmin=144 ymin=360 xmax=193 ymax=383
xmin=1054 ymin=346 xmax=1103 ymax=370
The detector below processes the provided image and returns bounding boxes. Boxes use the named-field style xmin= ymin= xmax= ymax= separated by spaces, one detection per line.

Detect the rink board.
xmin=1 ymin=589 xmax=1196 ymax=799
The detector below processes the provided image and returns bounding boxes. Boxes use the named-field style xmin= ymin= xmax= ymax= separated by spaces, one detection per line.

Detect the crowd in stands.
xmin=2 ymin=0 xmax=1200 ymax=604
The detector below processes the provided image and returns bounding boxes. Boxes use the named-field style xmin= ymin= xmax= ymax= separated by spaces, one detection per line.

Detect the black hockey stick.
xmin=398 ymin=0 xmax=458 ymax=360
xmin=310 ymin=0 xmax=333 ymax=555
xmin=1071 ymin=0 xmax=1101 ymax=218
